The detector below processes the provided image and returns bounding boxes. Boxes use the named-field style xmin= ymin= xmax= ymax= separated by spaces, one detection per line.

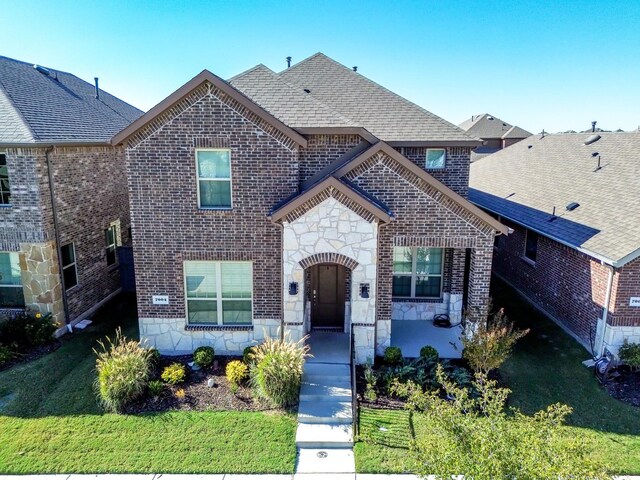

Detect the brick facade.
xmin=299 ymin=134 xmax=362 ymax=186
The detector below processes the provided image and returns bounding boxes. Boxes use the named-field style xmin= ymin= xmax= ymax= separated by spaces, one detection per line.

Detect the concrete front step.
xmin=299 ymin=383 xmax=352 ymax=402
xmin=295 ymin=423 xmax=354 ymax=448
xmin=298 ymin=400 xmax=352 ymax=424
xmin=295 ymin=447 xmax=355 ymax=473
xmin=303 ymin=362 xmax=350 ymax=377
xmin=302 ymin=378 xmax=351 ymax=390
xmin=302 ymin=373 xmax=351 ymax=384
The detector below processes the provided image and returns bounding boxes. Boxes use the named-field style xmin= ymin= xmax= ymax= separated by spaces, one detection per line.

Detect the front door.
xmin=310 ymin=263 xmax=345 ymax=330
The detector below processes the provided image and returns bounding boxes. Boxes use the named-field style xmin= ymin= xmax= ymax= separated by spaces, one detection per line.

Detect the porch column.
xmin=466 ymin=239 xmax=493 ymax=323
xmin=448 ymin=248 xmax=466 ymax=324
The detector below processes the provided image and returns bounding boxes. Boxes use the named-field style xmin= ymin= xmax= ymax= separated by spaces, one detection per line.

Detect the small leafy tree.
xmin=618 ymin=341 xmax=640 ymax=371
xmin=462 ymin=306 xmax=528 ymax=375
xmin=409 ymin=366 xmax=610 ymax=480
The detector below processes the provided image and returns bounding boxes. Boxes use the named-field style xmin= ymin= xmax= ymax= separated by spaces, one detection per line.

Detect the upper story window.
xmin=0 ymin=252 xmax=24 ymax=308
xmin=196 ymin=149 xmax=232 ymax=209
xmin=61 ymin=243 xmax=78 ymax=290
xmin=0 ymin=154 xmax=11 ymax=205
xmin=392 ymin=247 xmax=443 ymax=299
xmin=105 ymin=225 xmax=117 ymax=266
xmin=426 ymin=148 xmax=446 ymax=170
xmin=524 ymin=230 xmax=538 ymax=263
xmin=184 ymin=261 xmax=252 ymax=326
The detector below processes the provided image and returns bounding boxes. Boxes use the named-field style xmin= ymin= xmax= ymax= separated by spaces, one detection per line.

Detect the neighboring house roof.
xmin=459 ymin=113 xmax=531 ymax=140
xmin=112 ymin=69 xmax=308 ymax=148
xmin=469 ymin=132 xmax=640 ymax=267
xmin=0 ymin=55 xmax=142 ymax=144
xmin=232 ymin=53 xmax=478 ymax=145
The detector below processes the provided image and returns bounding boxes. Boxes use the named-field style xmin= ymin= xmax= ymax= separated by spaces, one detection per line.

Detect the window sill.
xmin=0 ymin=204 xmax=12 ymax=208
xmin=425 ymin=167 xmax=446 ymax=171
xmin=184 ymin=324 xmax=253 ymax=332
xmin=521 ymin=256 xmax=536 ymax=267
xmin=392 ymin=297 xmax=444 ymax=303
xmin=198 ymin=207 xmax=233 ymax=211
xmin=107 ymin=263 xmax=119 ymax=272
xmin=65 ymin=284 xmax=80 ymax=293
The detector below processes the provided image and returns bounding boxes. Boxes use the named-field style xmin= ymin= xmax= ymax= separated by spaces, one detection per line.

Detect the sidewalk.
xmin=0 ymin=475 xmax=637 ymax=480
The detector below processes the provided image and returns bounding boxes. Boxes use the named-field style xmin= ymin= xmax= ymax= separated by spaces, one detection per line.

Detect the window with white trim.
xmin=392 ymin=247 xmax=443 ymax=298
xmin=196 ymin=149 xmax=232 ymax=209
xmin=524 ymin=230 xmax=538 ymax=262
xmin=61 ymin=243 xmax=78 ymax=290
xmin=184 ymin=261 xmax=252 ymax=325
xmin=105 ymin=225 xmax=117 ymax=266
xmin=425 ymin=148 xmax=446 ymax=169
xmin=0 ymin=154 xmax=11 ymax=205
xmin=0 ymin=252 xmax=24 ymax=307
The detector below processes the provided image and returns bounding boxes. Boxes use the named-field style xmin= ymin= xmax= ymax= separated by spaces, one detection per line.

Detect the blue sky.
xmin=2 ymin=0 xmax=639 ymax=133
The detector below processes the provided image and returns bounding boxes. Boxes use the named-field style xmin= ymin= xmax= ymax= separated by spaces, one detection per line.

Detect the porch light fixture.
xmin=289 ymin=282 xmax=298 ymax=295
xmin=360 ymin=283 xmax=370 ymax=299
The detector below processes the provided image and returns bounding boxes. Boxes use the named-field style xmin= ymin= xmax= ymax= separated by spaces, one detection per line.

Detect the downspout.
xmin=45 ymin=147 xmax=71 ymax=329
xmin=597 ymin=264 xmax=615 ymax=357
xmin=277 ymin=220 xmax=285 ymax=341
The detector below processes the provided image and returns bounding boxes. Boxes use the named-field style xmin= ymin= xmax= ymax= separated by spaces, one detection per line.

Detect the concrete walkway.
xmin=1 ymin=474 xmax=637 ymax=479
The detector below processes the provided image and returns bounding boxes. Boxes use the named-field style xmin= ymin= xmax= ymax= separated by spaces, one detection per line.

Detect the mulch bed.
xmin=0 ymin=340 xmax=62 ymax=373
xmin=355 ymin=365 xmax=407 ymax=410
xmin=604 ymin=367 xmax=640 ymax=407
xmin=125 ymin=355 xmax=281 ymax=414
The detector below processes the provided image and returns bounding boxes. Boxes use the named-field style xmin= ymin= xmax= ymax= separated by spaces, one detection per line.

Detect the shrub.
xmin=94 ymin=328 xmax=153 ymax=413
xmin=462 ymin=307 xmax=528 ymax=375
xmin=363 ymin=363 xmax=378 ymax=402
xmin=226 ymin=360 xmax=248 ymax=394
xmin=161 ymin=363 xmax=186 ymax=385
xmin=419 ymin=345 xmax=439 ymax=362
xmin=243 ymin=345 xmax=256 ymax=365
xmin=147 ymin=348 xmax=161 ymax=366
xmin=0 ymin=311 xmax=56 ymax=351
xmin=409 ymin=366 xmax=610 ymax=480
xmin=148 ymin=380 xmax=164 ymax=397
xmin=618 ymin=341 xmax=640 ymax=370
xmin=383 ymin=346 xmax=403 ymax=365
xmin=0 ymin=345 xmax=13 ymax=366
xmin=250 ymin=331 xmax=310 ymax=407
xmin=193 ymin=346 xmax=215 ymax=368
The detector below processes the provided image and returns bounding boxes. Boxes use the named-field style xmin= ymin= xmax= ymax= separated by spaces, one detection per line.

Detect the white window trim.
xmin=61 ymin=243 xmax=79 ymax=291
xmin=523 ymin=229 xmax=538 ymax=264
xmin=393 ymin=247 xmax=444 ymax=299
xmin=184 ymin=261 xmax=253 ymax=326
xmin=425 ymin=148 xmax=447 ymax=170
xmin=195 ymin=148 xmax=233 ymax=210
xmin=0 ymin=251 xmax=24 ymax=307
xmin=0 ymin=153 xmax=12 ymax=206
xmin=105 ymin=224 xmax=117 ymax=266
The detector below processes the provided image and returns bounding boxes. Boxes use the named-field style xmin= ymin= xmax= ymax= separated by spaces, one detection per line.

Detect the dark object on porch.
xmin=433 ymin=314 xmax=452 ymax=328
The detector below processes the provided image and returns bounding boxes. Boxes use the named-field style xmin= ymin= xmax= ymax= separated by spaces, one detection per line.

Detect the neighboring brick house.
xmin=470 ymin=131 xmax=640 ymax=357
xmin=0 ymin=56 xmax=141 ymax=328
xmin=113 ymin=53 xmax=507 ymax=363
xmin=459 ymin=113 xmax=531 ymax=162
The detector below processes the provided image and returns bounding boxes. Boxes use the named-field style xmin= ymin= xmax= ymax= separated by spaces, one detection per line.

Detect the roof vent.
xmin=33 ymin=64 xmax=50 ymax=76
xmin=487 ymin=116 xmax=494 ymax=120
xmin=286 ymin=56 xmax=292 ymax=68
xmin=566 ymin=202 xmax=580 ymax=211
xmin=352 ymin=66 xmax=358 ymax=72
xmin=591 ymin=151 xmax=599 ymax=157
xmin=527 ymin=145 xmax=533 ymax=149
xmin=584 ymin=134 xmax=601 ymax=145
xmin=303 ymin=88 xmax=311 ymax=94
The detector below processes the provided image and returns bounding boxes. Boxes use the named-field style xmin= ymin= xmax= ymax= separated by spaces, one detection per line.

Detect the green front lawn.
xmin=355 ymin=278 xmax=640 ymax=475
xmin=0 ymin=295 xmax=297 ymax=474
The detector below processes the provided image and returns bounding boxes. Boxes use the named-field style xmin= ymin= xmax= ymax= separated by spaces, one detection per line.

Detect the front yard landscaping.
xmin=0 ymin=294 xmax=297 ymax=474
xmin=354 ymin=277 xmax=640 ymax=475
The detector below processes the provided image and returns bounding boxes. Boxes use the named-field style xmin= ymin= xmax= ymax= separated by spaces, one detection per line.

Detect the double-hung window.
xmin=184 ymin=261 xmax=252 ymax=326
xmin=61 ymin=243 xmax=78 ymax=290
xmin=0 ymin=252 xmax=24 ymax=307
xmin=426 ymin=148 xmax=446 ymax=170
xmin=392 ymin=247 xmax=443 ymax=298
xmin=105 ymin=225 xmax=117 ymax=266
xmin=524 ymin=230 xmax=538 ymax=263
xmin=196 ymin=149 xmax=232 ymax=209
xmin=0 ymin=154 xmax=11 ymax=205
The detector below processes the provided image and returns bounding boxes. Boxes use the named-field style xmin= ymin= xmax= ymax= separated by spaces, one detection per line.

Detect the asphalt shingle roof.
xmin=0 ymin=55 xmax=142 ymax=143
xmin=229 ymin=64 xmax=355 ymax=128
xmin=459 ymin=113 xmax=531 ymax=140
xmin=469 ymin=132 xmax=640 ymax=266
xmin=232 ymin=53 xmax=476 ymax=143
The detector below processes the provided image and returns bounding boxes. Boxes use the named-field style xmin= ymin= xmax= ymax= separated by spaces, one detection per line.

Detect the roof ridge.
xmin=0 ymin=74 xmax=37 ymax=141
xmin=284 ymin=53 xmax=477 ymax=142
xmin=278 ymin=52 xmax=328 ymax=74
xmin=227 ymin=63 xmax=274 ymax=82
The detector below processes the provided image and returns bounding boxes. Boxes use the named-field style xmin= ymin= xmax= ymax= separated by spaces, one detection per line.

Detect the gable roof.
xmin=231 ymin=53 xmax=478 ymax=145
xmin=0 ymin=55 xmax=142 ymax=144
xmin=469 ymin=131 xmax=640 ymax=266
xmin=272 ymin=139 xmax=508 ymax=234
xmin=112 ymin=69 xmax=308 ymax=148
xmin=459 ymin=113 xmax=531 ymax=140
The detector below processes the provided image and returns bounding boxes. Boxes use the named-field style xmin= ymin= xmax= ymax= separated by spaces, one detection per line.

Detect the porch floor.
xmin=307 ymin=331 xmax=350 ymax=364
xmin=391 ymin=320 xmax=463 ymax=359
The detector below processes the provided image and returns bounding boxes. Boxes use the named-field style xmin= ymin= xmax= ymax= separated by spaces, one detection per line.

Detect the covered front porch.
xmin=391 ymin=320 xmax=463 ymax=358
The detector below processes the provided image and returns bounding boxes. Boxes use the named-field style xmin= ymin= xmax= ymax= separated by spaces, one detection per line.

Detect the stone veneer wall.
xmin=19 ymin=241 xmax=64 ymax=325
xmin=282 ymin=196 xmax=378 ymax=363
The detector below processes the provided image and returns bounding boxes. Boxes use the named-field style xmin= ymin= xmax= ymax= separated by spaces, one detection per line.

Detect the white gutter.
xmin=597 ymin=264 xmax=615 ymax=356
